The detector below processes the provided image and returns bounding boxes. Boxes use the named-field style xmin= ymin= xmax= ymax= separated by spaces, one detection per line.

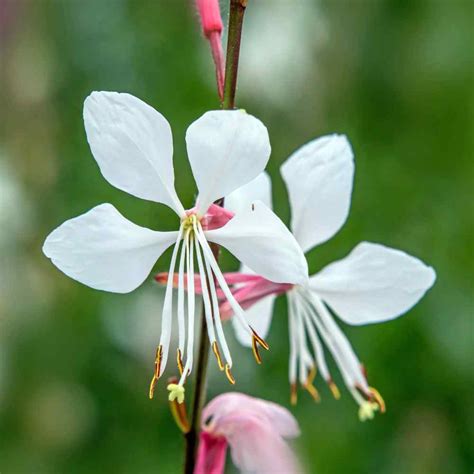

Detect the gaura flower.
xmin=162 ymin=135 xmax=436 ymax=419
xmin=42 ymin=92 xmax=308 ymax=401
xmin=195 ymin=392 xmax=301 ymax=474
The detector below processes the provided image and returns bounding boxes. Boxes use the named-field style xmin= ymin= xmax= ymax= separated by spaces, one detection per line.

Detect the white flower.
xmin=42 ymin=92 xmax=308 ymax=399
xmin=224 ymin=134 xmax=436 ymax=419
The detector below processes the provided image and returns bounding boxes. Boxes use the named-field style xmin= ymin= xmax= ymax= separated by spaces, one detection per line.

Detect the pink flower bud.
xmin=196 ymin=0 xmax=225 ymax=100
xmin=196 ymin=0 xmax=223 ymax=37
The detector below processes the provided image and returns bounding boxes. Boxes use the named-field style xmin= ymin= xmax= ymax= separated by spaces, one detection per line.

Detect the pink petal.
xmin=219 ymin=278 xmax=292 ymax=319
xmin=197 ymin=204 xmax=235 ymax=231
xmin=202 ymin=393 xmax=302 ymax=473
xmin=224 ymin=413 xmax=301 ymax=474
xmin=203 ymin=392 xmax=300 ymax=440
xmin=195 ymin=431 xmax=228 ymax=474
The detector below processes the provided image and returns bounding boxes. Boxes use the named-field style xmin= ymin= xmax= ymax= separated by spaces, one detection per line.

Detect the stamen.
xmin=177 ymin=228 xmax=188 ymax=355
xmin=304 ymin=382 xmax=321 ymax=403
xmin=157 ymin=225 xmax=184 ymax=379
xmin=149 ymin=345 xmax=163 ymax=399
xmin=300 ymin=291 xmax=363 ymax=392
xmin=212 ymin=341 xmax=224 ymax=371
xmin=251 ymin=327 xmax=269 ymax=350
xmin=199 ymin=229 xmax=233 ymax=366
xmin=328 ymin=379 xmax=341 ymax=400
xmin=249 ymin=327 xmax=269 ymax=365
xmin=304 ymin=366 xmax=320 ymax=402
xmin=369 ymin=386 xmax=386 ymax=413
xmin=194 ymin=233 xmax=218 ymax=346
xmin=310 ymin=292 xmax=368 ymax=390
xmin=177 ymin=349 xmax=184 ymax=375
xmin=287 ymin=293 xmax=298 ymax=397
xmin=184 ymin=232 xmax=196 ymax=374
xmin=293 ymin=300 xmax=312 ymax=386
xmin=251 ymin=336 xmax=262 ymax=364
xmin=195 ymin=223 xmax=271 ymax=371
xmin=194 ymin=224 xmax=253 ymax=337
xmin=225 ymin=364 xmax=236 ymax=385
xmin=299 ymin=295 xmax=331 ymax=382
xmin=149 ymin=377 xmax=157 ymax=400
xmin=290 ymin=382 xmax=298 ymax=406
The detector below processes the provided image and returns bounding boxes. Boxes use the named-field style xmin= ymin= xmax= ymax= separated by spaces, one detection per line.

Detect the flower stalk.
xmin=222 ymin=0 xmax=247 ymax=110
xmin=183 ymin=1 xmax=248 ymax=472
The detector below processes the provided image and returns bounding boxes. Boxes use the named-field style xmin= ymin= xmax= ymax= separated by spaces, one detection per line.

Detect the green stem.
xmin=183 ymin=2 xmax=247 ymax=472
xmin=183 ymin=244 xmax=217 ymax=474
xmin=222 ymin=0 xmax=247 ymax=110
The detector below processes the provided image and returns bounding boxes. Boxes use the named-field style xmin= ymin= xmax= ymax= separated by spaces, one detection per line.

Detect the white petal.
xmin=84 ymin=91 xmax=184 ymax=215
xmin=232 ymin=294 xmax=276 ymax=347
xmin=186 ymin=110 xmax=271 ymax=215
xmin=225 ymin=171 xmax=273 ymax=214
xmin=205 ymin=201 xmax=308 ymax=285
xmin=280 ymin=134 xmax=354 ymax=252
xmin=309 ymin=242 xmax=436 ymax=325
xmin=43 ymin=203 xmax=178 ymax=293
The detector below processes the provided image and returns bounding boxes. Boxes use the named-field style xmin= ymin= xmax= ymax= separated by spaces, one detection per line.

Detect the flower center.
xmin=182 ymin=212 xmax=200 ymax=233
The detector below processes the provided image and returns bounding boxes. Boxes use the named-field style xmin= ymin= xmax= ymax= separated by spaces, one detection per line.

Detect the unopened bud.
xmin=196 ymin=0 xmax=223 ymax=37
xmin=196 ymin=0 xmax=225 ymax=100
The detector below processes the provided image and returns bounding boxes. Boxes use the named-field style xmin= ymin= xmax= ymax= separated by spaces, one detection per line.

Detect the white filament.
xmin=287 ymin=292 xmax=298 ymax=385
xmin=176 ymin=228 xmax=188 ymax=355
xmin=158 ymin=224 xmax=184 ymax=376
xmin=194 ymin=220 xmax=232 ymax=366
xmin=195 ymin=223 xmax=252 ymax=340
xmin=194 ymin=233 xmax=217 ymax=345
xmin=180 ymin=231 xmax=196 ymax=385
xmin=287 ymin=287 xmax=370 ymax=406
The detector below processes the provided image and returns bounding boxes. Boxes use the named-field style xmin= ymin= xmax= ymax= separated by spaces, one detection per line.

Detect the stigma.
xmin=168 ymin=383 xmax=185 ymax=404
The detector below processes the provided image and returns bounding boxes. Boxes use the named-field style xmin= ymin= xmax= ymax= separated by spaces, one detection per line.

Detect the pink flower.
xmin=195 ymin=392 xmax=301 ymax=474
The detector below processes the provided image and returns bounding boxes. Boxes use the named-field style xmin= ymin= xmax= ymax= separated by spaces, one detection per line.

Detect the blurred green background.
xmin=1 ymin=0 xmax=473 ymax=473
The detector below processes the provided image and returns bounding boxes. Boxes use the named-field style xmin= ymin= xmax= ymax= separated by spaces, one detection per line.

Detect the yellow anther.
xmin=167 ymin=383 xmax=185 ymax=404
xmin=328 ymin=379 xmax=341 ymax=400
xmin=369 ymin=386 xmax=386 ymax=413
xmin=177 ymin=349 xmax=184 ymax=375
xmin=149 ymin=376 xmax=158 ymax=400
xmin=251 ymin=335 xmax=262 ymax=364
xmin=225 ymin=364 xmax=235 ymax=385
xmin=358 ymin=401 xmax=379 ymax=421
xmin=251 ymin=328 xmax=269 ymax=350
xmin=149 ymin=345 xmax=163 ymax=399
xmin=304 ymin=382 xmax=321 ymax=402
xmin=307 ymin=366 xmax=317 ymax=384
xmin=304 ymin=367 xmax=320 ymax=402
xmin=212 ymin=342 xmax=224 ymax=371
xmin=290 ymin=383 xmax=298 ymax=406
